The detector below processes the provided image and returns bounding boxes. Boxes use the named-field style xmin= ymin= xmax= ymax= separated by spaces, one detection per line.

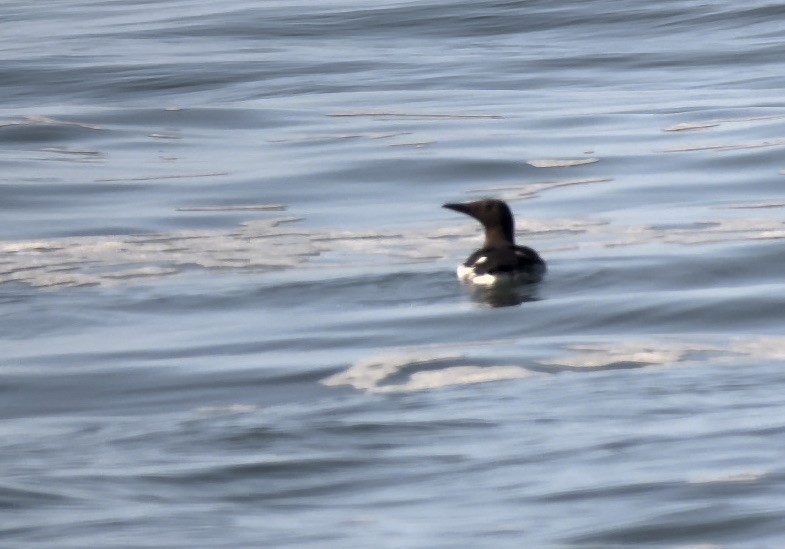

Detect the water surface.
xmin=4 ymin=0 xmax=785 ymax=547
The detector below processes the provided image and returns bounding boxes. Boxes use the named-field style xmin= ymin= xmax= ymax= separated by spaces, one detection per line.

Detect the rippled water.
xmin=4 ymin=0 xmax=785 ymax=547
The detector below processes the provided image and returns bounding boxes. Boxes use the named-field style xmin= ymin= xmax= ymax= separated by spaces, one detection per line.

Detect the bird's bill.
xmin=442 ymin=202 xmax=473 ymax=215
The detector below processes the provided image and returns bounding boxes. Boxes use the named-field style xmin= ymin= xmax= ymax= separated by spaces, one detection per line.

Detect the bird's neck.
xmin=483 ymin=225 xmax=514 ymax=248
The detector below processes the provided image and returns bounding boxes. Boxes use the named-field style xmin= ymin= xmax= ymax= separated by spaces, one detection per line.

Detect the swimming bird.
xmin=443 ymin=198 xmax=546 ymax=286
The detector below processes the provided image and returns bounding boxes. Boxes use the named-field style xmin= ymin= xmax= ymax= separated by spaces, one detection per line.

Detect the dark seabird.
xmin=443 ymin=198 xmax=546 ymax=286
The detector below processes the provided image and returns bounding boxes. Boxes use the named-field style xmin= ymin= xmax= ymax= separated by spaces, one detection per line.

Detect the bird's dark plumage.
xmin=443 ymin=198 xmax=546 ymax=285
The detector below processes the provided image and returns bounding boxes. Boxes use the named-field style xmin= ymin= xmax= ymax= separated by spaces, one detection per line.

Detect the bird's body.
xmin=455 ymin=244 xmax=545 ymax=286
xmin=443 ymin=199 xmax=546 ymax=286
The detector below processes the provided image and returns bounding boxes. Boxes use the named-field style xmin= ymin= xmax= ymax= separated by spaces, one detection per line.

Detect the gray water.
xmin=4 ymin=1 xmax=785 ymax=547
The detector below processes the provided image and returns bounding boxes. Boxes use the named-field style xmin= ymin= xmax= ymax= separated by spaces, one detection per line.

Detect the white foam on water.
xmin=538 ymin=336 xmax=785 ymax=373
xmin=322 ymin=351 xmax=462 ymax=392
xmin=324 ymin=335 xmax=785 ymax=394
xmin=663 ymin=113 xmax=785 ymax=132
xmin=322 ymin=350 xmax=532 ymax=393
xmin=327 ymin=111 xmax=502 ymax=120
xmin=0 ymin=115 xmax=104 ymax=130
xmin=379 ymin=365 xmax=531 ymax=393
xmin=663 ymin=122 xmax=721 ymax=132
xmin=688 ymin=470 xmax=765 ymax=484
xmin=526 ymin=158 xmax=599 ymax=168
xmin=194 ymin=404 xmax=258 ymax=416
xmin=5 ymin=187 xmax=785 ymax=289
xmin=470 ymin=177 xmax=612 ymax=201
xmin=660 ymin=137 xmax=785 ymax=153
xmin=176 ymin=204 xmax=286 ymax=212
xmin=539 ymin=342 xmax=696 ymax=370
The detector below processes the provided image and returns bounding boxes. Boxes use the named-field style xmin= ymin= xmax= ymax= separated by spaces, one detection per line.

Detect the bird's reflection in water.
xmin=466 ymin=282 xmax=542 ymax=308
